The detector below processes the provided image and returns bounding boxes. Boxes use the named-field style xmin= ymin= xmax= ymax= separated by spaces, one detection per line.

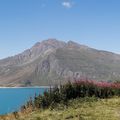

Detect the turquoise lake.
xmin=0 ymin=88 xmax=47 ymax=115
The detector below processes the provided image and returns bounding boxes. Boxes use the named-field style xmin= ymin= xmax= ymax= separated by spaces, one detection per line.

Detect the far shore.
xmin=0 ymin=86 xmax=52 ymax=88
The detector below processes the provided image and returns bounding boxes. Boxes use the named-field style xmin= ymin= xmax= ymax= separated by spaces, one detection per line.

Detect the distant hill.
xmin=0 ymin=39 xmax=120 ymax=87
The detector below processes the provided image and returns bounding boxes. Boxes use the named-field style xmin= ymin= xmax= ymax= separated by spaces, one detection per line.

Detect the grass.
xmin=10 ymin=97 xmax=120 ymax=120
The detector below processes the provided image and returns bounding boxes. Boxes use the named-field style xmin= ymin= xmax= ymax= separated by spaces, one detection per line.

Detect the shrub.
xmin=31 ymin=79 xmax=120 ymax=110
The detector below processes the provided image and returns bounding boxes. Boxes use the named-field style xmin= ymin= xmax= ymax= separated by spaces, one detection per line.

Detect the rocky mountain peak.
xmin=32 ymin=39 xmax=66 ymax=49
xmin=67 ymin=40 xmax=89 ymax=50
xmin=1 ymin=39 xmax=120 ymax=87
xmin=67 ymin=41 xmax=80 ymax=48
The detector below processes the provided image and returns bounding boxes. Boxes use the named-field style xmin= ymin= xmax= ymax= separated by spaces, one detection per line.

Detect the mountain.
xmin=0 ymin=39 xmax=120 ymax=87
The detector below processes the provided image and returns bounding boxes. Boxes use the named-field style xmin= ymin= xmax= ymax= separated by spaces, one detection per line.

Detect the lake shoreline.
xmin=0 ymin=86 xmax=51 ymax=89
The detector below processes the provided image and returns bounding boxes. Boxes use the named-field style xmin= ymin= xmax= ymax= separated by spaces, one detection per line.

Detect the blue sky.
xmin=0 ymin=0 xmax=120 ymax=59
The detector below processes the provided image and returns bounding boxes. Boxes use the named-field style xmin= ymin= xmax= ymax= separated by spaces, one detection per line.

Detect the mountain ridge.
xmin=0 ymin=39 xmax=120 ymax=87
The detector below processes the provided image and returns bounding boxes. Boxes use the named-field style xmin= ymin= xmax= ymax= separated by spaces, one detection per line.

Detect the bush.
xmin=32 ymin=79 xmax=120 ymax=109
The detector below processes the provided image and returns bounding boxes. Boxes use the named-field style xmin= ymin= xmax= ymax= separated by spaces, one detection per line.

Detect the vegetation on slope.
xmin=33 ymin=80 xmax=120 ymax=110
xmin=1 ymin=80 xmax=120 ymax=120
xmin=5 ymin=97 xmax=120 ymax=120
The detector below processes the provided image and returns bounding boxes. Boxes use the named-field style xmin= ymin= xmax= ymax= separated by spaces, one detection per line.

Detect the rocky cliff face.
xmin=0 ymin=39 xmax=120 ymax=87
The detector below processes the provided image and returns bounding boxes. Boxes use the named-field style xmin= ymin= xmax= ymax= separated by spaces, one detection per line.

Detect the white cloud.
xmin=62 ymin=1 xmax=73 ymax=8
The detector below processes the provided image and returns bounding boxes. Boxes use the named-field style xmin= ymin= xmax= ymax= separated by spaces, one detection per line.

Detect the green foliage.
xmin=27 ymin=80 xmax=120 ymax=110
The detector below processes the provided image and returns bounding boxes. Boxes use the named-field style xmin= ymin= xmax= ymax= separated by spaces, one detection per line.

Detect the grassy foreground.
xmin=5 ymin=97 xmax=119 ymax=120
